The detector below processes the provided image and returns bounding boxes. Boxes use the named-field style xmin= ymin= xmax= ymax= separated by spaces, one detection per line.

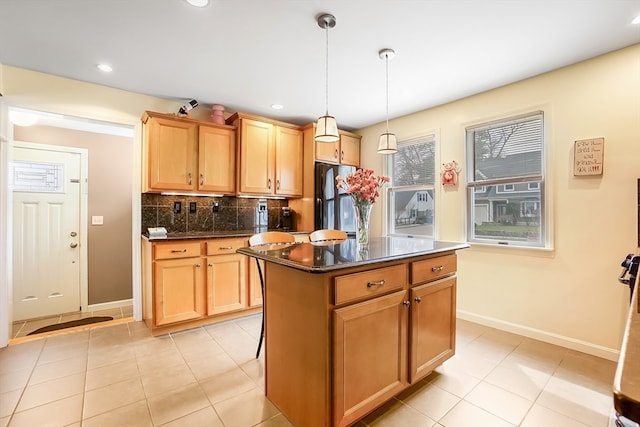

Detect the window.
xmin=466 ymin=111 xmax=545 ymax=247
xmin=387 ymin=136 xmax=436 ymax=237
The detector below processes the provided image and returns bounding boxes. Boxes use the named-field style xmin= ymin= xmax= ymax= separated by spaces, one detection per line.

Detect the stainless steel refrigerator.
xmin=314 ymin=162 xmax=357 ymax=234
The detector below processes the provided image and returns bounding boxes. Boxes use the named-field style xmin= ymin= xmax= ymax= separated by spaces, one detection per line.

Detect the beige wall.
xmin=358 ymin=44 xmax=640 ymax=357
xmin=1 ymin=65 xmax=183 ymax=318
xmin=13 ymin=125 xmax=133 ymax=304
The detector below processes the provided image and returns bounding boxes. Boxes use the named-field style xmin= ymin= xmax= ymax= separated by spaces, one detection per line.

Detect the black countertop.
xmin=236 ymin=237 xmax=469 ymax=273
xmin=142 ymin=229 xmax=310 ymax=241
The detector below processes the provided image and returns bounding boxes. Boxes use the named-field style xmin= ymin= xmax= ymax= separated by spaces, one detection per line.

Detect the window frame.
xmin=386 ymin=135 xmax=437 ymax=239
xmin=465 ymin=111 xmax=547 ymax=248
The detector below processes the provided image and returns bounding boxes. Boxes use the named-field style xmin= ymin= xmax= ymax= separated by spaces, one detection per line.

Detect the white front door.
xmin=11 ymin=143 xmax=83 ymax=321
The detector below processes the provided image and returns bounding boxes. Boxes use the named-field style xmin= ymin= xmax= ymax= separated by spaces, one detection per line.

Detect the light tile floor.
xmin=0 ymin=315 xmax=619 ymax=427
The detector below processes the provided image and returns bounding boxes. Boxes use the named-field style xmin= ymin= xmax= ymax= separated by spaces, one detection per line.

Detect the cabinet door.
xmin=154 ymin=258 xmax=204 ymax=326
xmin=199 ymin=125 xmax=236 ymax=193
xmin=239 ymin=119 xmax=274 ymax=194
xmin=409 ymin=276 xmax=456 ymax=383
xmin=274 ymin=126 xmax=303 ymax=196
xmin=147 ymin=116 xmax=197 ymax=191
xmin=206 ymin=254 xmax=247 ymax=315
xmin=340 ymin=133 xmax=360 ymax=167
xmin=333 ymin=290 xmax=408 ymax=427
xmin=315 ymin=140 xmax=340 ymax=164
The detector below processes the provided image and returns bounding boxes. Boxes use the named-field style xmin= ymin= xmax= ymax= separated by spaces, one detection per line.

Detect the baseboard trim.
xmin=87 ymin=299 xmax=133 ymax=312
xmin=457 ymin=309 xmax=620 ymax=362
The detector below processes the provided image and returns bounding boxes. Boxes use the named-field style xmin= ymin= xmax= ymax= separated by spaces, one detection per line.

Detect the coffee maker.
xmin=280 ymin=207 xmax=294 ymax=231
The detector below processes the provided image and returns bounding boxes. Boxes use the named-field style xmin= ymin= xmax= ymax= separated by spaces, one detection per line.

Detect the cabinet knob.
xmin=414 ymin=297 xmax=422 ymax=303
xmin=268 ymin=178 xmax=272 ymax=189
xmin=171 ymin=249 xmax=187 ymax=253
xmin=276 ymin=180 xmax=280 ymax=190
xmin=196 ymin=263 xmax=201 ymax=268
xmin=208 ymin=263 xmax=213 ymax=267
xmin=70 ymin=243 xmax=78 ymax=248
xmin=431 ymin=265 xmax=444 ymax=272
xmin=219 ymin=246 xmax=233 ymax=250
xmin=334 ymin=149 xmax=339 ymax=159
xmin=341 ymin=151 xmax=345 ymax=161
xmin=402 ymin=300 xmax=411 ymax=307
xmin=200 ymin=174 xmax=204 ymax=186
xmin=367 ymin=279 xmax=385 ymax=288
xmin=188 ymin=173 xmax=192 ymax=185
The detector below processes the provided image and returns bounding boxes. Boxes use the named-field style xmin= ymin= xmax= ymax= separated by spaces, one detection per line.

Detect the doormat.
xmin=27 ymin=316 xmax=114 ymax=335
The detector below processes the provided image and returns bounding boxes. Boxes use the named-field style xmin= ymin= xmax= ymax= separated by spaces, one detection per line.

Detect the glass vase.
xmin=353 ymin=202 xmax=373 ymax=248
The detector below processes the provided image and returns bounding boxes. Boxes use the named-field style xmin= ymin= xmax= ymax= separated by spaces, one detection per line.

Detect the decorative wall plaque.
xmin=573 ymin=138 xmax=604 ymax=176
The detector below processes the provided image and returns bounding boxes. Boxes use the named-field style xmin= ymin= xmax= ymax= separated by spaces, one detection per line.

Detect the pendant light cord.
xmin=324 ymin=23 xmax=329 ymax=116
xmin=385 ymin=53 xmax=390 ymax=133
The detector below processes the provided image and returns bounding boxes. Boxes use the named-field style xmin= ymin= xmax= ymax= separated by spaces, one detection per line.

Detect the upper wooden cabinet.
xmin=227 ymin=113 xmax=303 ymax=197
xmin=312 ymin=124 xmax=361 ymax=167
xmin=142 ymin=111 xmax=236 ymax=194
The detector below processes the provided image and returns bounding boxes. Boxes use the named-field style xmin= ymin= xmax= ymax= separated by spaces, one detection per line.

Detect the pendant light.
xmin=315 ymin=13 xmax=340 ymax=143
xmin=377 ymin=48 xmax=398 ymax=154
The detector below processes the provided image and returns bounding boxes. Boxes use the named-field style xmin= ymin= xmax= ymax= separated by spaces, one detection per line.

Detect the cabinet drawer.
xmin=411 ymin=254 xmax=456 ymax=284
xmin=334 ymin=264 xmax=407 ymax=305
xmin=206 ymin=238 xmax=247 ymax=255
xmin=154 ymin=242 xmax=201 ymax=260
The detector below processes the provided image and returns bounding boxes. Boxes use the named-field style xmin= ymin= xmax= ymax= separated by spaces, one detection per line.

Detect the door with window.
xmin=11 ymin=143 xmax=83 ymax=321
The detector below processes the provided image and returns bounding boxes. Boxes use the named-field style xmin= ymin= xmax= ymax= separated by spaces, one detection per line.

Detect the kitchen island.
xmin=237 ymin=237 xmax=468 ymax=427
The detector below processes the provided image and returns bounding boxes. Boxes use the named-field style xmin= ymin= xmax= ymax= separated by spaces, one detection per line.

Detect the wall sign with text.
xmin=574 ymin=138 xmax=604 ymax=176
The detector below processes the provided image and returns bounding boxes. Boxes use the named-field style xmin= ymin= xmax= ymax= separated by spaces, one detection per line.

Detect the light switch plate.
xmin=92 ymin=215 xmax=104 ymax=225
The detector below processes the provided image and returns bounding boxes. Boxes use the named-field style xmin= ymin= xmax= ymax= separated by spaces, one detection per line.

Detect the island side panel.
xmin=265 ymin=263 xmax=332 ymax=427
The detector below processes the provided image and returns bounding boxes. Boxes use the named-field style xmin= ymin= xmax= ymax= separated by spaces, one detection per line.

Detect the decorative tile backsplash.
xmin=141 ymin=194 xmax=289 ymax=233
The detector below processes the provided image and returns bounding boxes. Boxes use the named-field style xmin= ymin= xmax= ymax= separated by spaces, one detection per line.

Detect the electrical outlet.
xmin=189 ymin=202 xmax=197 ymax=213
xmin=173 ymin=201 xmax=182 ymax=214
xmin=212 ymin=202 xmax=219 ymax=213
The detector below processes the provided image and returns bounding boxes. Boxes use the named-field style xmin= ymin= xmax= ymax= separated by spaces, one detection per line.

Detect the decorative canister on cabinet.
xmin=211 ymin=104 xmax=225 ymax=124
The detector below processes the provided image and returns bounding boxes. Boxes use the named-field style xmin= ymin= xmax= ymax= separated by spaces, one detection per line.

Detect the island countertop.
xmin=236 ymin=236 xmax=469 ymax=273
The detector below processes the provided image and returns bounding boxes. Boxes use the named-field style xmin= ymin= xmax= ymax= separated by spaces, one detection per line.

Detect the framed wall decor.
xmin=573 ymin=137 xmax=604 ymax=176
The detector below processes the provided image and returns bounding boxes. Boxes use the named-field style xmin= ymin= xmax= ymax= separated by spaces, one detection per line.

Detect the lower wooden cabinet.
xmin=333 ymin=290 xmax=408 ymax=427
xmin=142 ymin=237 xmax=261 ymax=334
xmin=409 ymin=276 xmax=456 ymax=382
xmin=206 ymin=253 xmax=247 ymax=315
xmin=153 ymin=257 xmax=205 ymax=326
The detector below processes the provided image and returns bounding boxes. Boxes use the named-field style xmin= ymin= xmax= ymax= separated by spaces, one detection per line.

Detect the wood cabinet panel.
xmin=153 ymin=257 xmax=204 ymax=326
xmin=409 ymin=276 xmax=456 ymax=383
xmin=206 ymin=253 xmax=247 ymax=315
xmin=333 ymin=290 xmax=408 ymax=427
xmin=238 ymin=118 xmax=274 ymax=194
xmin=275 ymin=126 xmax=303 ymax=196
xmin=146 ymin=116 xmax=197 ymax=191
xmin=339 ymin=133 xmax=360 ymax=166
xmin=333 ymin=264 xmax=407 ymax=305
xmin=154 ymin=242 xmax=201 ymax=260
xmin=198 ymin=125 xmax=236 ymax=193
xmin=315 ymin=139 xmax=340 ymax=164
xmin=411 ymin=254 xmax=457 ymax=284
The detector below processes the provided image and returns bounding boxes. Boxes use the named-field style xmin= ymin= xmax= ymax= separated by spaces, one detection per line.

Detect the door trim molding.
xmin=11 ymin=141 xmax=89 ymax=316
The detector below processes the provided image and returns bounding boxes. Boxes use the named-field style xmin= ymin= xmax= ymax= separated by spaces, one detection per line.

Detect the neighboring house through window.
xmin=466 ymin=111 xmax=546 ymax=247
xmin=387 ymin=135 xmax=436 ymax=238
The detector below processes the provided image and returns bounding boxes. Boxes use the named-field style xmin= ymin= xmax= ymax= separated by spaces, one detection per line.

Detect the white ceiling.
xmin=1 ymin=0 xmax=639 ymax=131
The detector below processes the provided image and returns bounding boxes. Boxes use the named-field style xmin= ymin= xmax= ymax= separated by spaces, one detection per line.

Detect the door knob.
xmin=70 ymin=232 xmax=77 ymax=237
xmin=70 ymin=243 xmax=78 ymax=248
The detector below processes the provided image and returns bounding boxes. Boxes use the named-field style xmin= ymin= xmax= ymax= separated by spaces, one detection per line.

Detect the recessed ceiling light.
xmin=186 ymin=0 xmax=209 ymax=7
xmin=271 ymin=104 xmax=284 ymax=110
xmin=97 ymin=63 xmax=113 ymax=73
xmin=632 ymin=15 xmax=640 ymax=24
